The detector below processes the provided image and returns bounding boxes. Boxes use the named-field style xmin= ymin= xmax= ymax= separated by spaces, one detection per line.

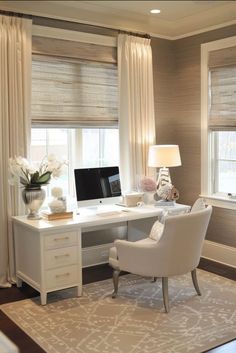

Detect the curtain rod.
xmin=0 ymin=9 xmax=32 ymax=19
xmin=119 ymin=30 xmax=150 ymax=39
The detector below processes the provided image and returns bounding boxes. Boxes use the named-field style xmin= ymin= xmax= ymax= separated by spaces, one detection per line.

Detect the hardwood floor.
xmin=0 ymin=260 xmax=235 ymax=353
xmin=198 ymin=258 xmax=236 ymax=281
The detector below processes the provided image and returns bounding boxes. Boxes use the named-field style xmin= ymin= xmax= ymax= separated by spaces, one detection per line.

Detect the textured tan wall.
xmin=152 ymin=38 xmax=176 ymax=145
xmin=152 ymin=25 xmax=236 ymax=247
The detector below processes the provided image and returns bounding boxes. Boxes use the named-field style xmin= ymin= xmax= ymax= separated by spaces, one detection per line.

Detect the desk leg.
xmin=41 ymin=292 xmax=47 ymax=305
xmin=77 ymin=229 xmax=83 ymax=297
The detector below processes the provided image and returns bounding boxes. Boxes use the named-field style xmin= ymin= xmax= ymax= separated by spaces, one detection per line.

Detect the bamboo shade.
xmin=31 ymin=55 xmax=118 ymax=128
xmin=208 ymin=46 xmax=236 ymax=68
xmin=208 ymin=46 xmax=236 ymax=130
xmin=32 ymin=36 xmax=117 ymax=64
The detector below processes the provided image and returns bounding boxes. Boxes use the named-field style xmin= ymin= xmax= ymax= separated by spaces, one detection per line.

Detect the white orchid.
xmin=9 ymin=155 xmax=67 ymax=188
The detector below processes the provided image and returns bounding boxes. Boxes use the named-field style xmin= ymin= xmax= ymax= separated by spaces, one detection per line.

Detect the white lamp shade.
xmin=148 ymin=145 xmax=181 ymax=167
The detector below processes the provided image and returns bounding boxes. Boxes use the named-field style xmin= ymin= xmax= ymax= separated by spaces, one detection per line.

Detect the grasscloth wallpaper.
xmin=152 ymin=24 xmax=236 ymax=247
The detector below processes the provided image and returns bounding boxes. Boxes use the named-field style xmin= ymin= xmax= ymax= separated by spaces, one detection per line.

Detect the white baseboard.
xmin=202 ymin=240 xmax=236 ymax=268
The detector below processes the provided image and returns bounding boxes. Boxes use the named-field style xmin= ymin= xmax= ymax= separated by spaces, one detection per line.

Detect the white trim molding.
xmin=32 ymin=25 xmax=117 ymax=47
xmin=201 ymin=194 xmax=236 ymax=210
xmin=201 ymin=43 xmax=210 ymax=196
xmin=172 ymin=20 xmax=236 ymax=40
xmin=202 ymin=240 xmax=236 ymax=268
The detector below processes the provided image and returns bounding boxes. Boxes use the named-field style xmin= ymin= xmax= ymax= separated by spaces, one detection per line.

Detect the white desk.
xmin=13 ymin=203 xmax=189 ymax=305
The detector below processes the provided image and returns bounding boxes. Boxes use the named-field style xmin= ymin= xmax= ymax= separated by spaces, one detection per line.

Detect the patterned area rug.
xmin=1 ymin=270 xmax=236 ymax=353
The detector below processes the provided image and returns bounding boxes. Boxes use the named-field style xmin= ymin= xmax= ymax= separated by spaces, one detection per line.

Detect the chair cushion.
xmin=191 ymin=198 xmax=206 ymax=213
xmin=149 ymin=220 xmax=164 ymax=242
xmin=109 ymin=246 xmax=120 ymax=270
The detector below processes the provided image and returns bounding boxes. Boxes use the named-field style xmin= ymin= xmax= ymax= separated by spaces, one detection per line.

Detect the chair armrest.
xmin=114 ymin=239 xmax=160 ymax=276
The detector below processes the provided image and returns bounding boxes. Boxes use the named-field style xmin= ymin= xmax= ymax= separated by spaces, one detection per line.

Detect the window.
xmin=212 ymin=131 xmax=236 ymax=194
xmin=30 ymin=30 xmax=118 ymax=201
xmin=31 ymin=128 xmax=70 ymax=196
xmin=201 ymin=36 xmax=236 ymax=208
xmin=31 ymin=128 xmax=119 ymax=198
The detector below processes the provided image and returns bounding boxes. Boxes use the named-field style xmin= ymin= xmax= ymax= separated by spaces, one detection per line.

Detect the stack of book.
xmin=41 ymin=211 xmax=73 ymax=221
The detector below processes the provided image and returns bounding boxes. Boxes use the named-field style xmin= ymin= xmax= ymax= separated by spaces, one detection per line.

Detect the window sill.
xmin=200 ymin=194 xmax=236 ymax=210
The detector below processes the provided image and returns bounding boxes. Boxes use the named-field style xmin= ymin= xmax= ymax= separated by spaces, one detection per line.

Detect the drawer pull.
xmin=55 ymin=272 xmax=70 ymax=278
xmin=54 ymin=254 xmax=70 ymax=259
xmin=53 ymin=236 xmax=69 ymax=242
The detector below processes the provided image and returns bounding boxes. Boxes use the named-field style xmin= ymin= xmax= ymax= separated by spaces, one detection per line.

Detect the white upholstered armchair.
xmin=109 ymin=205 xmax=212 ymax=312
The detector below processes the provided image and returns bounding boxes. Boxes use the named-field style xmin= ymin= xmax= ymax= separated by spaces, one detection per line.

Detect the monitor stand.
xmin=77 ymin=196 xmax=122 ymax=209
xmin=77 ymin=196 xmax=123 ymax=216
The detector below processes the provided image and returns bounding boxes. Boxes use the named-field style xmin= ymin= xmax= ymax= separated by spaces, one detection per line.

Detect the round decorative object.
xmin=157 ymin=183 xmax=172 ymax=200
xmin=170 ymin=186 xmax=179 ymax=201
xmin=156 ymin=183 xmax=179 ymax=201
xmin=22 ymin=186 xmax=46 ymax=220
xmin=48 ymin=198 xmax=66 ymax=213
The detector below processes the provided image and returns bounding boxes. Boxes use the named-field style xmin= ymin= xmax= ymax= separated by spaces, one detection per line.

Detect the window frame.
xmin=201 ymin=35 xmax=236 ymax=210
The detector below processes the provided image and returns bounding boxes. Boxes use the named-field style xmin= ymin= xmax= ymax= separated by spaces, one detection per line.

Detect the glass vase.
xmin=22 ymin=186 xmax=46 ymax=219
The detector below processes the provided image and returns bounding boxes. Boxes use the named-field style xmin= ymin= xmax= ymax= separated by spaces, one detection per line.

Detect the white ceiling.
xmin=0 ymin=1 xmax=236 ymax=39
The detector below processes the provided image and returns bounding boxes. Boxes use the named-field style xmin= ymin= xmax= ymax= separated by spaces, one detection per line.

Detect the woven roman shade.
xmin=32 ymin=36 xmax=117 ymax=64
xmin=208 ymin=45 xmax=236 ymax=130
xmin=31 ymin=55 xmax=118 ymax=128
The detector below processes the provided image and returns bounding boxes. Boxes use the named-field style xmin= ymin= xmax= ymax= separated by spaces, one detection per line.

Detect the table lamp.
xmin=148 ymin=145 xmax=181 ymax=188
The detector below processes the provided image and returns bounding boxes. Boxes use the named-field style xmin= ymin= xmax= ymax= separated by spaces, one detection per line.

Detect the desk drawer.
xmin=45 ymin=246 xmax=77 ymax=270
xmin=45 ymin=265 xmax=78 ymax=289
xmin=44 ymin=232 xmax=77 ymax=250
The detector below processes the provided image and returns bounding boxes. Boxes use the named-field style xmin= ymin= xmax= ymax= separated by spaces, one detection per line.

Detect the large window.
xmin=201 ymin=36 xmax=236 ymax=207
xmin=31 ymin=128 xmax=119 ymax=198
xmin=30 ymin=31 xmax=119 ymax=200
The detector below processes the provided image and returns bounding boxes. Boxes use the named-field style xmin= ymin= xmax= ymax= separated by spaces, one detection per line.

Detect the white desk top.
xmin=12 ymin=203 xmax=190 ymax=232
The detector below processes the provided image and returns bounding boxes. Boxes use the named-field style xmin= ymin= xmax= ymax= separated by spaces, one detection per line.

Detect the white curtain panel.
xmin=118 ymin=34 xmax=156 ymax=193
xmin=0 ymin=15 xmax=32 ymax=287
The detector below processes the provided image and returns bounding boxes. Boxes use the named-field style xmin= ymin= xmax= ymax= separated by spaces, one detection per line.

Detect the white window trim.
xmin=201 ymin=35 xmax=236 ymax=210
xmin=32 ymin=25 xmax=117 ymax=47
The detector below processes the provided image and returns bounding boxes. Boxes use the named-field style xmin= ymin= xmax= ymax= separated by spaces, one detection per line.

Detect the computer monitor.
xmin=74 ymin=166 xmax=122 ymax=207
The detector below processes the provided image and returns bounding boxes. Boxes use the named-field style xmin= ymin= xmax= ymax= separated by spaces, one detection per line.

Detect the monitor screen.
xmin=74 ymin=166 xmax=121 ymax=202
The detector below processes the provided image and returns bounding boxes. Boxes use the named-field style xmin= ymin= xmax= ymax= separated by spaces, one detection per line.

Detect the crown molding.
xmin=168 ymin=19 xmax=236 ymax=41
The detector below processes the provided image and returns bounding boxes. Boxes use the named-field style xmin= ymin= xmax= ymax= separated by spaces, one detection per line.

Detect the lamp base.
xmin=157 ymin=167 xmax=171 ymax=188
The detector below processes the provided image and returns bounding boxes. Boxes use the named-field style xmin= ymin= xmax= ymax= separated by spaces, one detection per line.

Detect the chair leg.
xmin=112 ymin=270 xmax=120 ymax=298
xmin=162 ymin=277 xmax=170 ymax=313
xmin=191 ymin=269 xmax=201 ymax=296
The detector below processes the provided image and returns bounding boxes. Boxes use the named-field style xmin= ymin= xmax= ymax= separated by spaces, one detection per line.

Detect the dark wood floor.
xmin=0 ymin=259 xmax=235 ymax=353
